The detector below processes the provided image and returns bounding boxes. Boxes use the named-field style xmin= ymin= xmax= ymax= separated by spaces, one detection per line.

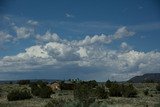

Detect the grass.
xmin=0 ymin=98 xmax=50 ymax=107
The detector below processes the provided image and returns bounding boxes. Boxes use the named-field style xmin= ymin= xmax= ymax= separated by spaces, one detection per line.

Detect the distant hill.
xmin=128 ymin=73 xmax=160 ymax=83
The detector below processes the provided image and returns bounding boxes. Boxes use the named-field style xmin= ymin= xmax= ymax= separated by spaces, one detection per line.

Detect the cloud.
xmin=120 ymin=42 xmax=128 ymax=49
xmin=1 ymin=41 xmax=160 ymax=81
xmin=74 ymin=26 xmax=135 ymax=46
xmin=0 ymin=26 xmax=35 ymax=49
xmin=14 ymin=26 xmax=34 ymax=40
xmin=1 ymin=45 xmax=56 ymax=72
xmin=77 ymin=47 xmax=88 ymax=58
xmin=36 ymin=31 xmax=60 ymax=43
xmin=65 ymin=13 xmax=74 ymax=18
xmin=75 ymin=34 xmax=112 ymax=46
xmin=1 ymin=16 xmax=38 ymax=42
xmin=27 ymin=20 xmax=39 ymax=26
xmin=0 ymin=26 xmax=159 ymax=81
xmin=120 ymin=42 xmax=132 ymax=52
xmin=0 ymin=31 xmax=14 ymax=50
xmin=114 ymin=26 xmax=135 ymax=39
xmin=0 ymin=31 xmax=13 ymax=44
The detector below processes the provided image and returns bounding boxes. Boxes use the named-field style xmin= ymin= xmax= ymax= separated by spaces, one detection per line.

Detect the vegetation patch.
xmin=156 ymin=83 xmax=160 ymax=91
xmin=106 ymin=80 xmax=137 ymax=97
xmin=29 ymin=80 xmax=53 ymax=98
xmin=7 ymin=89 xmax=32 ymax=101
xmin=17 ymin=80 xmax=30 ymax=85
xmin=143 ymin=88 xmax=149 ymax=95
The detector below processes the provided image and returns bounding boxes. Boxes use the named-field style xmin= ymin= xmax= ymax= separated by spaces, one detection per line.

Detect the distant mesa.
xmin=128 ymin=73 xmax=160 ymax=83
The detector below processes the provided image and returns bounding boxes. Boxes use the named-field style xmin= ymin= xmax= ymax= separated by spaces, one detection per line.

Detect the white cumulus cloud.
xmin=0 ymin=31 xmax=13 ymax=43
xmin=14 ymin=26 xmax=34 ymax=40
xmin=0 ymin=26 xmax=159 ymax=81
xmin=36 ymin=31 xmax=60 ymax=43
xmin=114 ymin=26 xmax=135 ymax=39
xmin=73 ymin=27 xmax=135 ymax=46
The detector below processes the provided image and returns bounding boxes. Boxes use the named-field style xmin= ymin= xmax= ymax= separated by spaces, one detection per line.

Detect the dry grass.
xmin=0 ymin=98 xmax=50 ymax=107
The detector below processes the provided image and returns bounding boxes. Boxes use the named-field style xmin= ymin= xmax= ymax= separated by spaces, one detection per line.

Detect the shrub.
xmin=9 ymin=81 xmax=13 ymax=84
xmin=143 ymin=88 xmax=149 ymax=95
xmin=150 ymin=94 xmax=153 ymax=97
xmin=39 ymin=86 xmax=53 ymax=98
xmin=17 ymin=80 xmax=30 ymax=85
xmin=74 ymin=84 xmax=90 ymax=101
xmin=61 ymin=83 xmax=75 ymax=90
xmin=74 ymin=82 xmax=108 ymax=107
xmin=29 ymin=82 xmax=40 ymax=96
xmin=105 ymin=80 xmax=112 ymax=88
xmin=123 ymin=84 xmax=137 ymax=97
xmin=107 ymin=82 xmax=137 ymax=97
xmin=29 ymin=81 xmax=53 ymax=98
xmin=156 ymin=83 xmax=160 ymax=91
xmin=109 ymin=83 xmax=122 ymax=97
xmin=74 ymin=84 xmax=96 ymax=107
xmin=95 ymin=86 xmax=109 ymax=99
xmin=7 ymin=89 xmax=32 ymax=101
xmin=88 ymin=80 xmax=98 ymax=88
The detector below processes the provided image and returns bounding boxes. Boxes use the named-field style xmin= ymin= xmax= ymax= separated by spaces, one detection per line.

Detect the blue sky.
xmin=0 ymin=0 xmax=160 ymax=81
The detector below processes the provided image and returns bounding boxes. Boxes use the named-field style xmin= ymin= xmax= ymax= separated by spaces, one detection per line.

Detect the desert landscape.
xmin=0 ymin=0 xmax=160 ymax=107
xmin=0 ymin=76 xmax=160 ymax=107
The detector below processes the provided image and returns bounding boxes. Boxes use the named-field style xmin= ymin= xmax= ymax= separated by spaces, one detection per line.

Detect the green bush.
xmin=107 ymin=81 xmax=137 ymax=97
xmin=7 ymin=89 xmax=32 ymax=101
xmin=60 ymin=83 xmax=75 ymax=90
xmin=74 ymin=82 xmax=108 ymax=107
xmin=30 ymin=82 xmax=40 ymax=96
xmin=39 ymin=86 xmax=53 ymax=98
xmin=123 ymin=84 xmax=137 ymax=97
xmin=74 ymin=84 xmax=95 ymax=107
xmin=109 ymin=83 xmax=122 ymax=97
xmin=95 ymin=86 xmax=108 ymax=99
xmin=156 ymin=83 xmax=160 ymax=91
xmin=105 ymin=80 xmax=112 ymax=88
xmin=17 ymin=80 xmax=30 ymax=85
xmin=74 ymin=84 xmax=91 ymax=101
xmin=143 ymin=88 xmax=149 ymax=95
xmin=88 ymin=80 xmax=98 ymax=88
xmin=29 ymin=81 xmax=53 ymax=98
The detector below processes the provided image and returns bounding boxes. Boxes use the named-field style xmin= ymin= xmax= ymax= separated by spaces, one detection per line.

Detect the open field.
xmin=0 ymin=83 xmax=160 ymax=107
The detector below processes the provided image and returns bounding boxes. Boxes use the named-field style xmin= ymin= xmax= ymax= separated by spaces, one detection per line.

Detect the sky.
xmin=0 ymin=0 xmax=160 ymax=81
